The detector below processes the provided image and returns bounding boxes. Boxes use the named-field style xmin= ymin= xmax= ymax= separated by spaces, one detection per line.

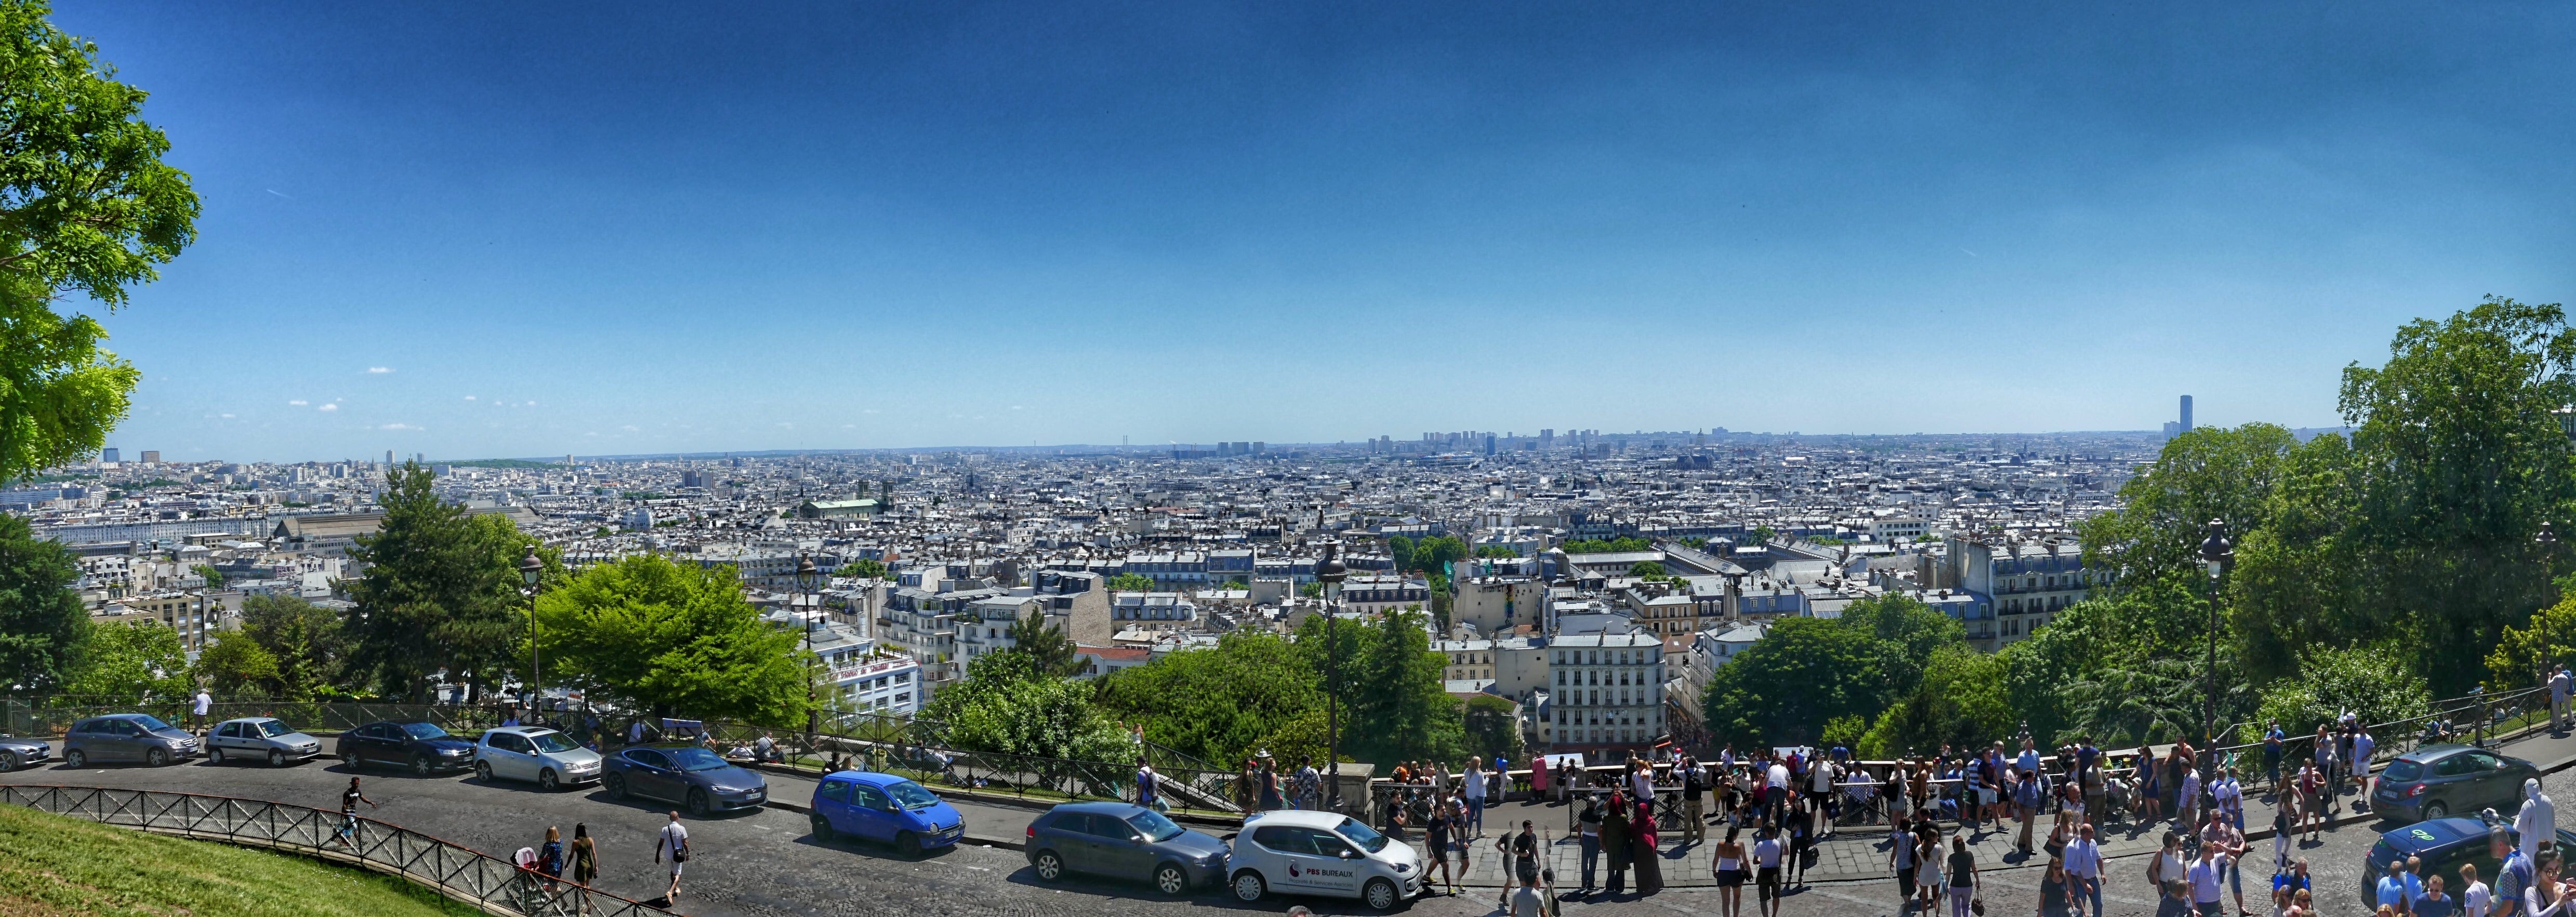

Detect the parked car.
xmin=61 ymin=714 xmax=199 ymax=768
xmin=2371 ymin=743 xmax=2542 ymax=822
xmin=602 ymin=744 xmax=769 ymax=816
xmin=1226 ymin=809 xmax=1422 ymax=911
xmin=2366 ymin=812 xmax=2576 ymax=901
xmin=336 ymin=721 xmax=478 ymax=775
xmin=205 ymin=717 xmax=323 ymax=767
xmin=0 ymin=733 xmax=51 ymax=771
xmin=1026 ymin=801 xmax=1229 ymax=896
xmin=473 ymin=725 xmax=602 ymax=791
xmin=808 ymin=770 xmax=962 ymax=857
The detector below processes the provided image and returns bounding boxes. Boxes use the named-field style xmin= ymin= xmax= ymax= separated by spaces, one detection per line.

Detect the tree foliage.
xmin=1005 ymin=608 xmax=1080 ymax=677
xmin=1096 ymin=631 xmax=1322 ymax=766
xmin=342 ymin=463 xmax=545 ymax=702
xmin=532 ymin=553 xmax=810 ymax=725
xmin=237 ymin=594 xmax=346 ymax=701
xmin=1702 ymin=595 xmax=1967 ymax=748
xmin=1105 ymin=573 xmax=1157 ymax=592
xmin=1560 ymin=537 xmax=1650 ymax=554
xmin=840 ymin=558 xmax=887 ymax=580
xmin=2252 ymin=644 xmax=2428 ymax=741
xmin=1293 ymin=610 xmax=1464 ymax=768
xmin=191 ymin=633 xmax=277 ymax=697
xmin=0 ymin=2 xmax=199 ymax=485
xmin=923 ymin=650 xmax=1129 ymax=763
xmin=0 ymin=511 xmax=85 ymax=692
xmin=62 ymin=620 xmax=186 ymax=700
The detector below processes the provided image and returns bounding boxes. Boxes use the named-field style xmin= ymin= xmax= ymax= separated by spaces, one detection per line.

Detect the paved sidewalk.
xmin=1409 ymin=722 xmax=2576 ymax=889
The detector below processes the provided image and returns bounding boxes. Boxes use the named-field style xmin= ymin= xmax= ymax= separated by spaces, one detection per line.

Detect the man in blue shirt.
xmin=2492 ymin=828 xmax=2532 ymax=910
xmin=2378 ymin=859 xmax=2414 ymax=914
xmin=2262 ymin=723 xmax=2286 ymax=792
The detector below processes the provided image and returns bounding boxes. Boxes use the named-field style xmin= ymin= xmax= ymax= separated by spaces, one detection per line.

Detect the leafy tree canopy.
xmin=532 ymin=553 xmax=809 ymax=725
xmin=1095 ymin=631 xmax=1321 ymax=766
xmin=0 ymin=511 xmax=85 ymax=692
xmin=62 ymin=620 xmax=187 ymax=701
xmin=1105 ymin=573 xmax=1157 ymax=592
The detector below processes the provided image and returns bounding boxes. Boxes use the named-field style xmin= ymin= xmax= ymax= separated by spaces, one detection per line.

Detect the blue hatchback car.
xmin=810 ymin=771 xmax=964 ymax=858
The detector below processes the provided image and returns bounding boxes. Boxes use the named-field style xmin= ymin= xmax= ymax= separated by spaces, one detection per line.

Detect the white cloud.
xmin=621 ymin=424 xmax=639 ymax=432
xmin=1011 ymin=405 xmax=1025 ymax=410
xmin=316 ymin=403 xmax=339 ymax=413
xmin=464 ymin=395 xmax=477 ymax=401
xmin=380 ymin=422 xmax=421 ymax=431
xmin=287 ymin=399 xmax=308 ymax=406
xmin=220 ymin=413 xmax=235 ymax=419
xmin=366 ymin=367 xmax=392 ymax=374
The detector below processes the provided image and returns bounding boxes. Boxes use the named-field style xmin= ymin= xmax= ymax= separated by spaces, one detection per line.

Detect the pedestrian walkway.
xmin=1411 ymin=722 xmax=2576 ymax=889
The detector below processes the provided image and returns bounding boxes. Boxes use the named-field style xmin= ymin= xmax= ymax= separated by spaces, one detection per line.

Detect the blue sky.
xmin=51 ymin=1 xmax=2576 ymax=461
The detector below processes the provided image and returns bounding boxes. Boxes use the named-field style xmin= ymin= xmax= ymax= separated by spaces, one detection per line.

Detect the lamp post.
xmin=2197 ymin=519 xmax=2233 ymax=784
xmin=519 ymin=546 xmax=544 ymax=719
xmin=1316 ymin=540 xmax=1348 ymax=813
xmin=796 ymin=554 xmax=822 ymax=739
xmin=2535 ymin=522 xmax=2560 ymax=742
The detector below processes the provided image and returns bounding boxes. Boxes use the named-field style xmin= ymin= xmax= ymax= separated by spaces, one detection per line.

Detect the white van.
xmin=1226 ymin=809 xmax=1422 ymax=911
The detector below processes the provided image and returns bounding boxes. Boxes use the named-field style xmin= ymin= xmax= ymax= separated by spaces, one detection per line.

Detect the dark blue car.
xmin=600 ymin=745 xmax=769 ymax=816
xmin=2364 ymin=815 xmax=2576 ymax=901
xmin=810 ymin=770 xmax=964 ymax=858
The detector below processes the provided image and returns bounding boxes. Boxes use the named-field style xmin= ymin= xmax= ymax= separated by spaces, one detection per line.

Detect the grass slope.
xmin=0 ymin=802 xmax=471 ymax=916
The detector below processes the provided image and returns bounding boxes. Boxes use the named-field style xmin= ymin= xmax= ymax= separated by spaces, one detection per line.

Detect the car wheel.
xmin=1154 ymin=862 xmax=1188 ymax=895
xmin=341 ymin=750 xmax=362 ymax=769
xmin=208 ymin=747 xmax=225 ymax=765
xmin=896 ymin=831 xmax=923 ymax=859
xmin=1230 ymin=870 xmax=1266 ymax=902
xmin=1364 ymin=877 xmax=1399 ymax=911
xmin=539 ymin=768 xmax=560 ymax=792
xmin=810 ymin=814 xmax=834 ymax=842
xmin=269 ymin=750 xmax=287 ymax=768
xmin=64 ymin=749 xmax=84 ymax=769
xmin=606 ymin=774 xmax=630 ymax=800
xmin=686 ymin=789 xmax=710 ymax=817
xmin=476 ymin=761 xmax=495 ymax=782
xmin=146 ymin=747 xmax=170 ymax=768
xmin=2423 ymin=800 xmax=2449 ymax=820
xmin=0 ymin=751 xmax=16 ymax=773
xmin=1033 ymin=850 xmax=1065 ymax=883
xmin=411 ymin=755 xmax=432 ymax=776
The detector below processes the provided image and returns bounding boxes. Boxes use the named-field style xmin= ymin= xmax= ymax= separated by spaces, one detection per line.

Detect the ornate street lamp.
xmin=520 ymin=546 xmax=545 ymax=718
xmin=797 ymin=554 xmax=822 ymax=738
xmin=1316 ymin=540 xmax=1349 ymax=813
xmin=2197 ymin=519 xmax=2232 ymax=783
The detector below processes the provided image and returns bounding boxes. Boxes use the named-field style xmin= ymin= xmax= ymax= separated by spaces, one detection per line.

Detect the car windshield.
xmin=400 ymin=723 xmax=451 ymax=740
xmin=256 ymin=720 xmax=295 ymax=738
xmin=885 ymin=780 xmax=941 ymax=809
xmin=2384 ymin=760 xmax=2424 ymax=781
xmin=1337 ymin=817 xmax=1391 ymax=853
xmin=667 ymin=746 xmax=729 ymax=771
xmin=128 ymin=715 xmax=173 ymax=732
xmin=1126 ymin=810 xmax=1185 ymax=842
xmin=526 ymin=731 xmax=580 ymax=753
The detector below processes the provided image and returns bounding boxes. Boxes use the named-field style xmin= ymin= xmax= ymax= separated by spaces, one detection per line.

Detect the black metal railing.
xmin=0 ymin=785 xmax=670 ymax=917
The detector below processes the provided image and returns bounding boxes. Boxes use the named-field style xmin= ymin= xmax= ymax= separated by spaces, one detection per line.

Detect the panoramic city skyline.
xmin=49 ymin=1 xmax=2576 ymax=461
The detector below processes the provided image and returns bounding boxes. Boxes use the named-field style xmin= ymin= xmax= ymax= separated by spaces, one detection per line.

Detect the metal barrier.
xmin=0 ymin=785 xmax=670 ymax=917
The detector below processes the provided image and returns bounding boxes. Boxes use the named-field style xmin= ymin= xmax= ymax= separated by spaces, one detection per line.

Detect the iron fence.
xmin=0 ymin=785 xmax=670 ymax=917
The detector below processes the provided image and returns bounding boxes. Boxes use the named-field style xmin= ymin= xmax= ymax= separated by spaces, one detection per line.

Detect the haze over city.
xmin=41 ymin=1 xmax=2576 ymax=461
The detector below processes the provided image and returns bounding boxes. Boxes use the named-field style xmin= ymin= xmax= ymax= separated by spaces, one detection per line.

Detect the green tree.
xmin=62 ymin=620 xmax=187 ymax=700
xmin=1474 ymin=545 xmax=1518 ymax=559
xmin=2486 ymin=591 xmax=2576 ymax=690
xmin=1701 ymin=617 xmax=1883 ymax=747
xmin=0 ymin=2 xmax=201 ymax=486
xmin=2337 ymin=297 xmax=2576 ymax=696
xmin=238 ymin=594 xmax=346 ymax=701
xmin=1096 ymin=631 xmax=1320 ymax=765
xmin=1404 ymin=536 xmax=1468 ymax=574
xmin=191 ymin=632 xmax=277 ymax=697
xmin=1106 ymin=573 xmax=1157 ymax=592
xmin=2252 ymin=643 xmax=2429 ymax=741
xmin=1859 ymin=645 xmax=2013 ymax=758
xmin=189 ymin=564 xmax=223 ymax=590
xmin=1006 ymin=608 xmax=1079 ymax=677
xmin=342 ymin=463 xmax=542 ymax=702
xmin=923 ymin=650 xmax=1130 ymax=762
xmin=1348 ymin=608 xmax=1465 ymax=765
xmin=0 ymin=511 xmax=86 ymax=692
xmin=1298 ymin=581 xmax=1324 ymax=599
xmin=1627 ymin=561 xmax=1667 ymax=579
xmin=532 ymin=553 xmax=810 ymax=724
xmin=1387 ymin=535 xmax=1416 ymax=571
xmin=841 ymin=557 xmax=888 ymax=580
xmin=1748 ymin=527 xmax=1775 ymax=546
xmin=1461 ymin=694 xmax=1523 ymax=763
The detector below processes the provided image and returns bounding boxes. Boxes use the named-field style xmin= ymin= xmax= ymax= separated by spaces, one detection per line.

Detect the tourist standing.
xmin=1577 ymin=796 xmax=1602 ymax=892
xmin=1464 ymin=756 xmax=1488 ymax=837
xmin=2064 ymin=822 xmax=2104 ymax=917
xmin=654 ymin=811 xmax=690 ymax=905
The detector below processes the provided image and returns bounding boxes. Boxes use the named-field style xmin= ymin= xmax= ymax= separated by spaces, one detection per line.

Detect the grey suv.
xmin=63 ymin=714 xmax=200 ymax=767
xmin=1026 ymin=802 xmax=1229 ymax=895
xmin=207 ymin=717 xmax=323 ymax=767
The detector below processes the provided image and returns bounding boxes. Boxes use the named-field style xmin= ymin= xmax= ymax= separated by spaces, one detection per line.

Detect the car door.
xmin=358 ymin=724 xmax=395 ymax=763
xmin=1263 ymin=825 xmax=1331 ymax=893
xmin=211 ymin=721 xmax=239 ymax=756
xmin=1303 ymin=828 xmax=1365 ymax=897
xmin=103 ymin=719 xmax=143 ymax=761
xmin=816 ymin=778 xmax=855 ymax=835
xmin=1250 ymin=826 xmax=1309 ymax=890
xmin=850 ymin=783 xmax=899 ymax=842
xmin=1044 ymin=813 xmax=1102 ymax=874
xmin=65 ymin=720 xmax=96 ymax=761
xmin=483 ymin=733 xmax=523 ymax=779
xmin=2465 ymin=751 xmax=2517 ymax=809
xmin=627 ymin=749 xmax=678 ymax=801
xmin=1088 ymin=812 xmax=1151 ymax=880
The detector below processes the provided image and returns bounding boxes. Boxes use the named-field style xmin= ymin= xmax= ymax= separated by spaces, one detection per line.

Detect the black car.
xmin=336 ymin=721 xmax=478 ymax=775
xmin=2367 ymin=815 xmax=2576 ymax=901
xmin=1026 ymin=802 xmax=1230 ymax=895
xmin=600 ymin=745 xmax=769 ymax=816
xmin=2371 ymin=743 xmax=2541 ymax=822
xmin=0 ymin=734 xmax=50 ymax=771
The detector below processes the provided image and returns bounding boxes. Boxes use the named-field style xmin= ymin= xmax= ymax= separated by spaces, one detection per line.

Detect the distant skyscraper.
xmin=386 ymin=449 xmax=395 ymax=465
xmin=2180 ymin=395 xmax=2194 ymax=432
xmin=100 ymin=447 xmax=117 ymax=463
xmin=139 ymin=450 xmax=160 ymax=464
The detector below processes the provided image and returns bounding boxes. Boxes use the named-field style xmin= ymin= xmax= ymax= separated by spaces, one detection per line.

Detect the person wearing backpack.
xmin=537 ymin=826 xmax=565 ymax=894
xmin=654 ymin=810 xmax=690 ymax=904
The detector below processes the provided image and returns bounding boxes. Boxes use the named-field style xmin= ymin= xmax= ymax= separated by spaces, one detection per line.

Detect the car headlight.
xmin=1394 ymin=863 xmax=1412 ymax=873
